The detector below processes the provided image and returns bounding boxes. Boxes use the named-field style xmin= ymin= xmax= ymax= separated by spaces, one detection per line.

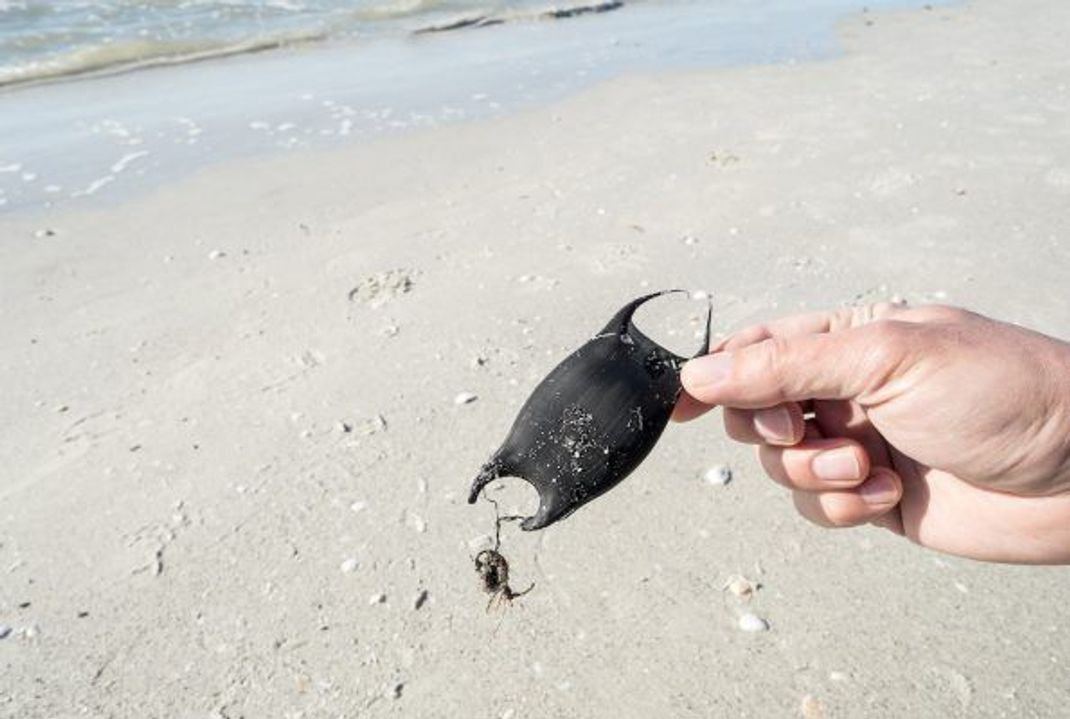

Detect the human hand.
xmin=675 ymin=303 xmax=1070 ymax=564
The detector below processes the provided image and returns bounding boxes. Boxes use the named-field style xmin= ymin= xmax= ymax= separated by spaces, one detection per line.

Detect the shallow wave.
xmin=0 ymin=0 xmax=637 ymax=89
xmin=350 ymin=0 xmax=450 ymax=22
xmin=410 ymin=0 xmax=624 ymax=33
xmin=0 ymin=30 xmax=327 ymax=88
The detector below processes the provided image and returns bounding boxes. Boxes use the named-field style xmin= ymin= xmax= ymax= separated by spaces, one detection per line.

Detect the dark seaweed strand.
xmin=481 ymin=492 xmax=526 ymax=551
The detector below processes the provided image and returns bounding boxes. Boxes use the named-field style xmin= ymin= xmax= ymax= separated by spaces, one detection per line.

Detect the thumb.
xmin=680 ymin=321 xmax=909 ymax=409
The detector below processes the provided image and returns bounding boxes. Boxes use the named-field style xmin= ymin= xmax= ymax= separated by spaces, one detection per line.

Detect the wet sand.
xmin=1 ymin=1 xmax=1069 ymax=716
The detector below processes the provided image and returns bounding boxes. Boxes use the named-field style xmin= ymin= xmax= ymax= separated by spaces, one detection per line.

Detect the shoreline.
xmin=0 ymin=0 xmax=949 ymax=216
xmin=0 ymin=1 xmax=630 ymax=93
xmin=2 ymin=0 xmax=1070 ymax=716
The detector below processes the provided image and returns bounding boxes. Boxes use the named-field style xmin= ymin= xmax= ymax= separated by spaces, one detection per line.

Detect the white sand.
xmin=2 ymin=1 xmax=1069 ymax=716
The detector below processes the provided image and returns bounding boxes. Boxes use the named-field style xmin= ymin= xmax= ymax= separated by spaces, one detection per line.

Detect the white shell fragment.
xmin=339 ymin=558 xmax=359 ymax=573
xmin=704 ymin=464 xmax=733 ymax=486
xmin=454 ymin=392 xmax=478 ymax=406
xmin=800 ymin=694 xmax=825 ymax=719
xmin=406 ymin=511 xmax=427 ymax=533
xmin=723 ymin=575 xmax=757 ymax=598
xmin=738 ymin=612 xmax=770 ymax=632
xmin=369 ymin=593 xmax=387 ymax=605
xmin=350 ymin=501 xmax=367 ymax=514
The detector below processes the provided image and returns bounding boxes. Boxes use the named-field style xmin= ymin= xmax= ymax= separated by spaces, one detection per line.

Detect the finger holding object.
xmin=723 ymin=403 xmax=806 ymax=446
xmin=791 ymin=467 xmax=904 ymax=528
xmin=758 ymin=437 xmax=871 ymax=491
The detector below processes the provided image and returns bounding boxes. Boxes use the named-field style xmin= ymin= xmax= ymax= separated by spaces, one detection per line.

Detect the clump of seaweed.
xmin=473 ymin=497 xmax=533 ymax=611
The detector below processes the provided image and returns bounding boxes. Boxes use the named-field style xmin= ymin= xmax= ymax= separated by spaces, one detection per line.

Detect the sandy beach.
xmin=2 ymin=0 xmax=1070 ymax=716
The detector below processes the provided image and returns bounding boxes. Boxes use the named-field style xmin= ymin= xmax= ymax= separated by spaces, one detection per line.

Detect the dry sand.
xmin=2 ymin=1 xmax=1070 ymax=716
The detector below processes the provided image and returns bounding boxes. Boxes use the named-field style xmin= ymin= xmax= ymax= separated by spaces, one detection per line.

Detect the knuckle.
xmin=919 ymin=303 xmax=972 ymax=323
xmin=829 ymin=306 xmax=863 ymax=332
xmin=759 ymin=335 xmax=796 ymax=397
xmin=869 ymin=301 xmax=907 ymax=319
xmin=726 ymin=323 xmax=773 ymax=350
xmin=867 ymin=318 xmax=908 ymax=345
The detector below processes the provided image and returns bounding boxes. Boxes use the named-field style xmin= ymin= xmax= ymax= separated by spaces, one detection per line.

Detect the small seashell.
xmin=406 ymin=512 xmax=427 ymax=533
xmin=369 ymin=593 xmax=387 ymax=605
xmin=738 ymin=612 xmax=769 ymax=632
xmin=469 ymin=291 xmax=712 ymax=530
xmin=723 ymin=575 xmax=756 ymax=598
xmin=358 ymin=414 xmax=387 ymax=435
xmin=704 ymin=464 xmax=733 ymax=486
xmin=208 ymin=250 xmax=226 ymax=260
xmin=454 ymin=392 xmax=478 ymax=405
xmin=0 ymin=625 xmax=12 ymax=640
xmin=350 ymin=501 xmax=367 ymax=514
xmin=800 ymin=694 xmax=825 ymax=719
xmin=339 ymin=558 xmax=359 ymax=573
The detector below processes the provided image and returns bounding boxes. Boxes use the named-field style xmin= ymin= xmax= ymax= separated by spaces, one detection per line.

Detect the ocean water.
xmin=0 ymin=0 xmax=951 ymax=213
xmin=0 ymin=0 xmax=631 ymax=86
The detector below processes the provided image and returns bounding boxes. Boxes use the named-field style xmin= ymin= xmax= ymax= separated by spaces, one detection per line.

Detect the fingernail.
xmin=681 ymin=352 xmax=733 ymax=390
xmin=812 ymin=448 xmax=861 ymax=482
xmin=858 ymin=472 xmax=899 ymax=505
xmin=754 ymin=407 xmax=794 ymax=444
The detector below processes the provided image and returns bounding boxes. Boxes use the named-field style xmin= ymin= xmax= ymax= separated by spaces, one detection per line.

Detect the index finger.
xmin=718 ymin=302 xmax=911 ymax=352
xmin=676 ymin=301 xmax=912 ymax=422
